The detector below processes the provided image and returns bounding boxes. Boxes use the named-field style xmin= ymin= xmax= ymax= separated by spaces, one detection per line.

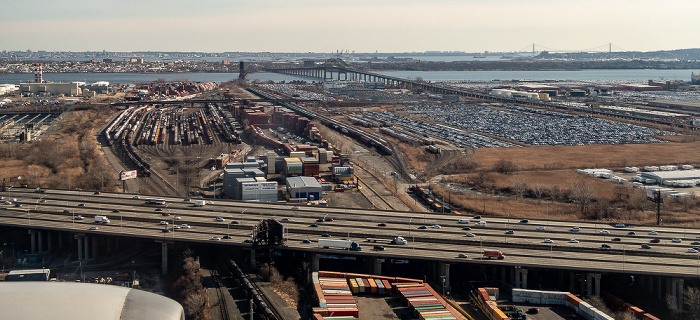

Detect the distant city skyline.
xmin=1 ymin=0 xmax=698 ymax=53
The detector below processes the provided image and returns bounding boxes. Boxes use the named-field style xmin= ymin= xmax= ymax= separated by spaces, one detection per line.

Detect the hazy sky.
xmin=2 ymin=0 xmax=698 ymax=53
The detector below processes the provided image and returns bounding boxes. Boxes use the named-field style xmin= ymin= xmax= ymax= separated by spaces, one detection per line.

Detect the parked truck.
xmin=94 ymin=215 xmax=110 ymax=223
xmin=194 ymin=200 xmax=206 ymax=207
xmin=483 ymin=249 xmax=505 ymax=260
xmin=318 ymin=239 xmax=362 ymax=251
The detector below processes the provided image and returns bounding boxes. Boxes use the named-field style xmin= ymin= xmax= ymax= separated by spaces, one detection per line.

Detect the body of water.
xmin=0 ymin=69 xmax=695 ymax=85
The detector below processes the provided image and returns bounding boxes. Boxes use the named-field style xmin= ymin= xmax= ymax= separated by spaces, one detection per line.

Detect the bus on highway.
xmin=144 ymin=198 xmax=166 ymax=205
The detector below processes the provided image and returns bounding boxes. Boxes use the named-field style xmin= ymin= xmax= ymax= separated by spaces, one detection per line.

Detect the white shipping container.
xmin=541 ymin=298 xmax=565 ymax=305
xmin=512 ymin=296 xmax=527 ymax=303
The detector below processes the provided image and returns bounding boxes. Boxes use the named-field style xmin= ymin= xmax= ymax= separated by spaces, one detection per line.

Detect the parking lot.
xmin=396 ymin=103 xmax=676 ymax=146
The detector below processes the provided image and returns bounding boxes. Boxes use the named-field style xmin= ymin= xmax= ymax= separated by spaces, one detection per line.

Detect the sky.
xmin=1 ymin=0 xmax=699 ymax=53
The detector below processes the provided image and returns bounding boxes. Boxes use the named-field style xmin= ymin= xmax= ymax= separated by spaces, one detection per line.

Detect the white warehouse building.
xmin=640 ymin=170 xmax=700 ymax=185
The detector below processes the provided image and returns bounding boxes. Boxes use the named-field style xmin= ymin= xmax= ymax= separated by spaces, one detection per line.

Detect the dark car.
xmin=230 ymin=220 xmax=239 ymax=224
xmin=601 ymin=244 xmax=611 ymax=249
xmin=627 ymin=231 xmax=636 ymax=235
xmin=309 ymin=223 xmax=318 ymax=227
xmin=462 ymin=226 xmax=472 ymax=231
xmin=611 ymin=238 xmax=621 ymax=241
xmin=155 ymin=208 xmax=163 ymax=212
xmin=324 ymin=217 xmax=334 ymax=222
xmin=223 ymin=235 xmax=232 ymax=239
xmin=112 ymin=209 xmax=120 ymax=213
xmin=505 ymin=230 xmax=515 ymax=235
xmin=302 ymin=239 xmax=312 ymax=244
xmin=93 ymin=191 xmax=101 ymax=195
xmin=14 ymin=203 xmax=22 ymax=207
xmin=692 ymin=241 xmax=700 ymax=245
xmin=316 ymin=218 xmax=324 ymax=222
xmin=63 ymin=209 xmax=70 ymax=213
xmin=373 ymin=245 xmax=385 ymax=251
xmin=377 ymin=223 xmax=387 ymax=227
xmin=473 ymin=215 xmax=481 ymax=219
xmin=527 ymin=308 xmax=539 ymax=314
xmin=321 ymin=234 xmax=331 ymax=237
xmin=520 ymin=219 xmax=529 ymax=223
xmin=161 ymin=228 xmax=170 ymax=233
xmin=78 ymin=203 xmax=85 ymax=207
xmin=418 ymin=225 xmax=427 ymax=229
xmin=650 ymin=238 xmax=660 ymax=243
xmin=641 ymin=244 xmax=652 ymax=249
xmin=161 ymin=212 xmax=170 ymax=216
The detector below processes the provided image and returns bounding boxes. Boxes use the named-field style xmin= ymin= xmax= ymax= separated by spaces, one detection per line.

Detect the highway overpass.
xmin=1 ymin=188 xmax=696 ymax=304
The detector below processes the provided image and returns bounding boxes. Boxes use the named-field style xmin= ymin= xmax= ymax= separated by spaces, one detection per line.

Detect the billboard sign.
xmin=120 ymin=170 xmax=138 ymax=181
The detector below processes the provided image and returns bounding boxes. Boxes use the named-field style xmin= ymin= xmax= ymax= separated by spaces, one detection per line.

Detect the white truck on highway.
xmin=94 ymin=215 xmax=110 ymax=223
xmin=365 ymin=236 xmax=407 ymax=245
xmin=193 ymin=200 xmax=206 ymax=207
xmin=318 ymin=239 xmax=362 ymax=251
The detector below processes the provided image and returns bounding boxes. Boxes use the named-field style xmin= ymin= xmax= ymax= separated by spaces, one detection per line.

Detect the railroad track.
xmin=210 ymin=268 xmax=232 ymax=320
xmin=355 ymin=172 xmax=396 ymax=211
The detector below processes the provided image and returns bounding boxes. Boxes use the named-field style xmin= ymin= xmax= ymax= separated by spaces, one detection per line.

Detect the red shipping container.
xmin=382 ymin=280 xmax=392 ymax=295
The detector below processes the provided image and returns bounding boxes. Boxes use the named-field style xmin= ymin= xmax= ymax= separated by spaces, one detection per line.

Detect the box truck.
xmin=483 ymin=249 xmax=505 ymax=259
xmin=318 ymin=239 xmax=362 ymax=251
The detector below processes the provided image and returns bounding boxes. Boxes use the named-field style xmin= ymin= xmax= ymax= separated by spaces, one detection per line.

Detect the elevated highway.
xmin=1 ymin=188 xmax=696 ymax=302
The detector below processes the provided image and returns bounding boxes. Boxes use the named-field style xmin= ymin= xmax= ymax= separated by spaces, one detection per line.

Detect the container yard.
xmin=0 ymin=112 xmax=61 ymax=142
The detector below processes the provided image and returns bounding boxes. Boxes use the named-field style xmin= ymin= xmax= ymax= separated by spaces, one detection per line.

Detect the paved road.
xmin=3 ymin=188 xmax=700 ymax=278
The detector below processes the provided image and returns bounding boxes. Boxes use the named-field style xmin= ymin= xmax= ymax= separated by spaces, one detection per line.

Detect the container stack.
xmin=396 ymin=283 xmax=462 ymax=320
xmin=284 ymin=157 xmax=303 ymax=176
xmin=312 ymin=272 xmax=359 ymax=319
xmin=302 ymin=157 xmax=320 ymax=177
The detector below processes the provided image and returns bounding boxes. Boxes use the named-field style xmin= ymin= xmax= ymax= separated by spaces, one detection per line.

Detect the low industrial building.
xmin=223 ymin=160 xmax=277 ymax=202
xmin=19 ymin=82 xmax=82 ymax=96
xmin=640 ymin=170 xmax=700 ymax=185
xmin=286 ymin=176 xmax=322 ymax=201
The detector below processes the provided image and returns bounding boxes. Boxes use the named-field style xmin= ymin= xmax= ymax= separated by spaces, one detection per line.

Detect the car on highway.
xmin=321 ymin=234 xmax=331 ymax=238
xmin=155 ymin=208 xmax=163 ymax=212
xmin=614 ymin=223 xmax=626 ymax=228
xmin=216 ymin=217 xmax=225 ymax=222
xmin=473 ymin=215 xmax=481 ymax=219
xmin=505 ymin=230 xmax=515 ymax=235
xmin=292 ymin=206 xmax=300 ymax=210
xmin=302 ymin=239 xmax=312 ymax=244
xmin=181 ymin=224 xmax=191 ymax=229
xmin=93 ymin=191 xmax=100 ymax=195
xmin=324 ymin=217 xmax=333 ymax=222
xmin=309 ymin=223 xmax=318 ymax=227
xmin=172 ymin=225 xmax=180 ymax=230
xmin=536 ymin=226 xmax=546 ymax=231
xmin=316 ymin=218 xmax=324 ymax=222
xmin=14 ymin=203 xmax=22 ymax=207
xmin=173 ymin=216 xmax=181 ymax=220
xmin=520 ymin=219 xmax=529 ymax=223
xmin=132 ymin=195 xmax=140 ymax=199
xmin=600 ymin=230 xmax=610 ymax=235
xmin=159 ymin=221 xmax=168 ymax=225
xmin=281 ymin=218 xmax=290 ymax=221
xmin=543 ymin=239 xmax=553 ymax=244
xmin=648 ymin=231 xmax=658 ymax=235
xmin=458 ymin=253 xmax=469 ymax=258
xmin=377 ymin=223 xmax=387 ymax=227
xmin=462 ymin=226 xmax=472 ymax=231
xmin=611 ymin=238 xmax=621 ymax=241
xmin=230 ymin=220 xmax=239 ymax=225
xmin=162 ymin=228 xmax=170 ymax=233
xmin=39 ymin=199 xmax=46 ymax=203
xmin=63 ymin=209 xmax=70 ymax=213
xmin=570 ymin=227 xmax=580 ymax=232
xmin=161 ymin=212 xmax=170 ymax=216
xmin=465 ymin=233 xmax=475 ymax=237
xmin=627 ymin=231 xmax=636 ymax=235
xmin=475 ymin=221 xmax=487 ymax=227
xmin=183 ymin=198 xmax=191 ymax=202
xmin=74 ymin=215 xmax=84 ymax=220
xmin=569 ymin=239 xmax=579 ymax=243
xmin=458 ymin=219 xmax=470 ymax=224
xmin=641 ymin=244 xmax=652 ymax=249
xmin=692 ymin=241 xmax=700 ymax=245
xmin=210 ymin=237 xmax=221 ymax=241
xmin=650 ymin=238 xmax=660 ymax=243
xmin=78 ymin=203 xmax=85 ymax=207
xmin=418 ymin=225 xmax=427 ymax=229
xmin=223 ymin=235 xmax=232 ymax=239
xmin=688 ymin=248 xmax=698 ymax=253
xmin=672 ymin=238 xmax=682 ymax=243
xmin=0 ymin=196 xmax=3 ymax=200
xmin=373 ymin=245 xmax=385 ymax=251
xmin=601 ymin=244 xmax=611 ymax=249
xmin=89 ymin=226 xmax=99 ymax=230
xmin=527 ymin=308 xmax=540 ymax=314
xmin=10 ymin=198 xmax=16 ymax=202
xmin=112 ymin=209 xmax=120 ymax=213
xmin=431 ymin=225 xmax=441 ymax=229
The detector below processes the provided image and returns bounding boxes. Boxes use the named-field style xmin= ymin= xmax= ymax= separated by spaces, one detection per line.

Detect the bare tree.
xmin=570 ymin=182 xmax=595 ymax=215
xmin=666 ymin=294 xmax=680 ymax=314
xmin=685 ymin=286 xmax=700 ymax=316
xmin=492 ymin=159 xmax=519 ymax=175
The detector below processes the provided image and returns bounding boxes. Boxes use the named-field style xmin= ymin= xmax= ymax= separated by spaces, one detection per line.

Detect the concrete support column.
xmin=511 ymin=268 xmax=516 ymax=286
xmin=310 ymin=253 xmax=320 ymax=272
xmin=250 ymin=249 xmax=256 ymax=268
xmin=29 ymin=230 xmax=36 ymax=254
xmin=676 ymin=278 xmax=684 ymax=311
xmin=92 ymin=236 xmax=98 ymax=260
xmin=372 ymin=258 xmax=382 ymax=276
xmin=586 ymin=274 xmax=593 ymax=298
xmin=443 ymin=263 xmax=451 ymax=293
xmin=669 ymin=278 xmax=675 ymax=300
xmin=569 ymin=272 xmax=575 ymax=293
xmin=514 ymin=267 xmax=521 ymax=288
xmin=521 ymin=269 xmax=528 ymax=289
xmin=500 ymin=267 xmax=506 ymax=282
xmin=58 ymin=231 xmax=63 ymax=248
xmin=593 ymin=274 xmax=601 ymax=297
xmin=37 ymin=230 xmax=43 ymax=252
xmin=658 ymin=277 xmax=663 ymax=299
xmin=84 ymin=235 xmax=90 ymax=260
xmin=76 ymin=236 xmax=83 ymax=260
xmin=161 ymin=242 xmax=168 ymax=275
xmin=47 ymin=231 xmax=52 ymax=252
